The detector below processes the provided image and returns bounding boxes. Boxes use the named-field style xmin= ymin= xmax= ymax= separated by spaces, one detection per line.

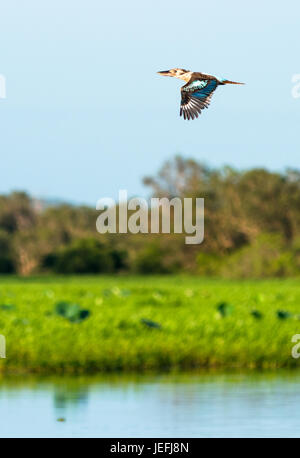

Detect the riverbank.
xmin=0 ymin=276 xmax=299 ymax=373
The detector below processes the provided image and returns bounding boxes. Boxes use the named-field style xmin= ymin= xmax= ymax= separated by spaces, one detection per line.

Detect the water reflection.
xmin=54 ymin=387 xmax=89 ymax=409
xmin=0 ymin=371 xmax=299 ymax=437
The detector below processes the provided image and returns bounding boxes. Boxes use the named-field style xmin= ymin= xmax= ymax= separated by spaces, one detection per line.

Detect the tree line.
xmin=1 ymin=155 xmax=300 ymax=277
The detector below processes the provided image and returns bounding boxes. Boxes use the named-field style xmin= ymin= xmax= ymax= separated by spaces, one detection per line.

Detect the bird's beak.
xmin=157 ymin=70 xmax=171 ymax=76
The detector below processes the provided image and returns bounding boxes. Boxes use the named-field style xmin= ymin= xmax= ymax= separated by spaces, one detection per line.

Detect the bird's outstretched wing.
xmin=180 ymin=79 xmax=218 ymax=120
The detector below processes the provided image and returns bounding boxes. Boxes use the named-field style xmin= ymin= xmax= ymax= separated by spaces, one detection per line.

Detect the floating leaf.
xmin=77 ymin=309 xmax=90 ymax=322
xmin=118 ymin=319 xmax=130 ymax=330
xmin=172 ymin=299 xmax=182 ymax=307
xmin=101 ymin=288 xmax=130 ymax=299
xmin=56 ymin=301 xmax=79 ymax=317
xmin=251 ymin=310 xmax=263 ymax=319
xmin=102 ymin=289 xmax=112 ymax=297
xmin=184 ymin=289 xmax=194 ymax=298
xmin=111 ymin=287 xmax=121 ymax=296
xmin=0 ymin=304 xmax=15 ymax=311
xmin=141 ymin=318 xmax=162 ymax=329
xmin=55 ymin=302 xmax=90 ymax=323
xmin=152 ymin=293 xmax=164 ymax=303
xmin=112 ymin=287 xmax=131 ymax=297
xmin=120 ymin=289 xmax=131 ymax=297
xmin=12 ymin=318 xmax=29 ymax=326
xmin=216 ymin=302 xmax=233 ymax=317
xmin=57 ymin=417 xmax=66 ymax=422
xmin=255 ymin=294 xmax=266 ymax=304
xmin=276 ymin=310 xmax=291 ymax=320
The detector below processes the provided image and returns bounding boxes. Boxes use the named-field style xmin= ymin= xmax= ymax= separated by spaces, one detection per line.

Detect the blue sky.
xmin=0 ymin=0 xmax=300 ymax=204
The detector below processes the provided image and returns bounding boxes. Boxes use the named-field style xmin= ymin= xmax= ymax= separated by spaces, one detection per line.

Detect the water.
xmin=0 ymin=371 xmax=300 ymax=437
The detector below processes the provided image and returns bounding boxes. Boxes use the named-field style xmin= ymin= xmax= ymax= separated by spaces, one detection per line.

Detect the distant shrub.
xmin=196 ymin=234 xmax=300 ymax=278
xmin=110 ymin=248 xmax=128 ymax=271
xmin=0 ymin=257 xmax=15 ymax=274
xmin=42 ymin=238 xmax=128 ymax=274
xmin=0 ymin=230 xmax=15 ymax=273
xmin=221 ymin=233 xmax=300 ymax=278
xmin=134 ymin=244 xmax=177 ymax=274
xmin=197 ymin=252 xmax=224 ymax=276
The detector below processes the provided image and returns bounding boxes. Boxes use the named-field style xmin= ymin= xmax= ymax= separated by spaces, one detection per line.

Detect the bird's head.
xmin=157 ymin=68 xmax=189 ymax=80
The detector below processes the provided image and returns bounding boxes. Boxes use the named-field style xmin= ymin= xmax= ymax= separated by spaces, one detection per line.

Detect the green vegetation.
xmin=1 ymin=276 xmax=300 ymax=373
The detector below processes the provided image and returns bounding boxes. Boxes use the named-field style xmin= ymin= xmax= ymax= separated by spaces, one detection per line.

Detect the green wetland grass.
xmin=0 ymin=275 xmax=300 ymax=373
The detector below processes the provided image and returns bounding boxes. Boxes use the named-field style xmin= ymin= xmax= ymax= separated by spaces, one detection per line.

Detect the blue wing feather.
xmin=180 ymin=79 xmax=219 ymax=120
xmin=185 ymin=79 xmax=218 ymax=99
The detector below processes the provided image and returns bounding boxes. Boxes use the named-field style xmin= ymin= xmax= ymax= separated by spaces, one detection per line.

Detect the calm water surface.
xmin=0 ymin=371 xmax=299 ymax=437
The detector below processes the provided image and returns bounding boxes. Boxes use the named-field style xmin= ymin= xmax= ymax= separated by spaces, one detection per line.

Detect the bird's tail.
xmin=221 ymin=79 xmax=244 ymax=85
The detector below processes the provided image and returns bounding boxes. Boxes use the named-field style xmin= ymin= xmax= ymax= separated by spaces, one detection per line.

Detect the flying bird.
xmin=157 ymin=68 xmax=244 ymax=120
